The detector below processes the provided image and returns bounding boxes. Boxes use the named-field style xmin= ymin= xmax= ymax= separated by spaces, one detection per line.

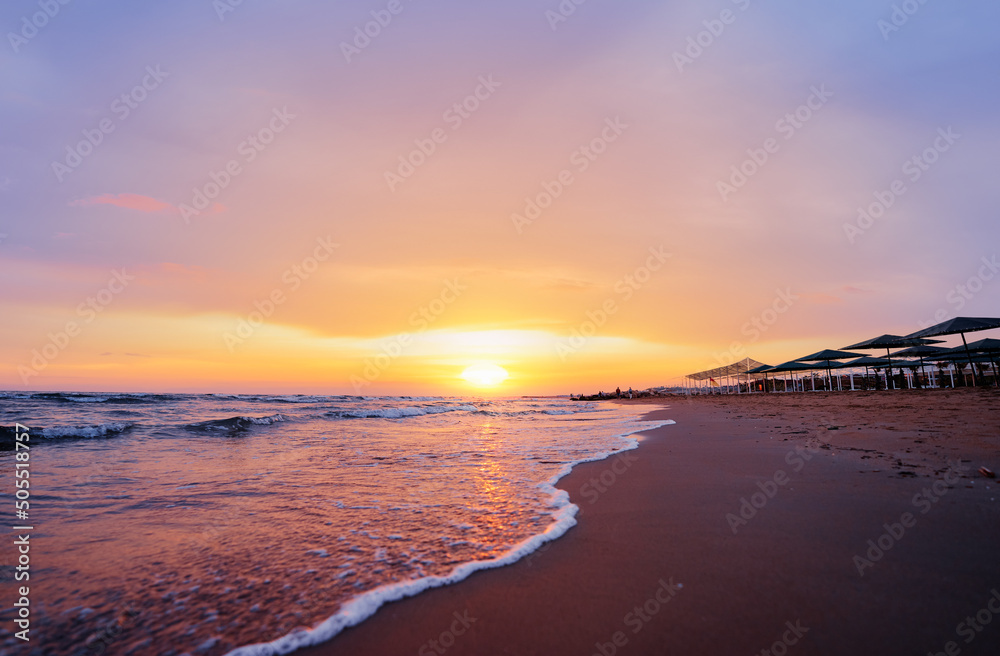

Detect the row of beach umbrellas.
xmin=746 ymin=317 xmax=1000 ymax=390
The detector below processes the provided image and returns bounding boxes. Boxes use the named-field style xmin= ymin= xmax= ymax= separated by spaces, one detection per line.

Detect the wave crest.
xmin=325 ymin=405 xmax=478 ymax=420
xmin=1 ymin=422 xmax=135 ymax=446
xmin=184 ymin=414 xmax=286 ymax=433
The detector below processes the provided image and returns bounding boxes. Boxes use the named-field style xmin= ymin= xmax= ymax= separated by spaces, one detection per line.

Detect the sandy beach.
xmin=300 ymin=388 xmax=1000 ymax=655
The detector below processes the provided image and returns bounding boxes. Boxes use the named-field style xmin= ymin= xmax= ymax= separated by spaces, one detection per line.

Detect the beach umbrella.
xmin=890 ymin=359 xmax=927 ymax=387
xmin=929 ymin=351 xmax=998 ymax=385
xmin=841 ymin=355 xmax=894 ymax=389
xmin=769 ymin=360 xmax=824 ymax=392
xmin=747 ymin=363 xmax=775 ymax=392
xmin=905 ymin=317 xmax=1000 ymax=386
xmin=795 ymin=349 xmax=866 ymax=391
xmin=932 ymin=338 xmax=1000 ymax=387
xmin=890 ymin=345 xmax=950 ymax=388
xmin=842 ymin=334 xmax=941 ymax=389
xmin=770 ymin=360 xmax=825 ymax=372
xmin=891 ymin=345 xmax=950 ymax=358
xmin=844 ymin=356 xmax=893 ymax=365
xmin=935 ymin=337 xmax=1000 ymax=356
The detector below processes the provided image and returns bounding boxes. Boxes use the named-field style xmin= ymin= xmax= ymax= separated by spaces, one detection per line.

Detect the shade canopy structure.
xmin=769 ymin=360 xmax=825 ymax=373
xmin=905 ymin=317 xmax=1000 ymax=386
xmin=838 ymin=355 xmax=901 ymax=390
xmin=890 ymin=345 xmax=951 ymax=386
xmin=686 ymin=357 xmax=768 ymax=382
xmin=841 ymin=357 xmax=917 ymax=368
xmin=904 ymin=317 xmax=1000 ymax=340
xmin=842 ymin=334 xmax=938 ymax=350
xmin=763 ymin=360 xmax=826 ymax=392
xmin=842 ymin=356 xmax=894 ymax=367
xmin=795 ymin=349 xmax=866 ymax=391
xmin=841 ymin=334 xmax=941 ymax=389
xmin=796 ymin=349 xmax=867 ymax=362
xmin=936 ymin=337 xmax=1000 ymax=355
xmin=890 ymin=345 xmax=950 ymax=358
xmin=929 ymin=339 xmax=1000 ymax=386
xmin=929 ymin=352 xmax=996 ymax=363
xmin=745 ymin=363 xmax=777 ymax=392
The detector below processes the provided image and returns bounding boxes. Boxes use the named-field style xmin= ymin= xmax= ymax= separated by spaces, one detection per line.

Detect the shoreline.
xmin=223 ymin=408 xmax=672 ymax=656
xmin=295 ymin=389 xmax=999 ymax=655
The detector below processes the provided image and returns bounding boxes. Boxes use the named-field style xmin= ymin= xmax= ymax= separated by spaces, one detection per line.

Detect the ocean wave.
xmin=208 ymin=393 xmax=358 ymax=404
xmin=27 ymin=392 xmax=111 ymax=403
xmin=360 ymin=396 xmax=451 ymax=402
xmin=325 ymin=405 xmax=478 ymax=420
xmin=102 ymin=394 xmax=181 ymax=405
xmin=41 ymin=422 xmax=136 ymax=438
xmin=184 ymin=414 xmax=286 ymax=433
xmin=472 ymin=404 xmax=606 ymax=418
xmin=1 ymin=422 xmax=135 ymax=445
xmin=262 ymin=395 xmax=328 ymax=403
xmin=12 ymin=392 xmax=181 ymax=404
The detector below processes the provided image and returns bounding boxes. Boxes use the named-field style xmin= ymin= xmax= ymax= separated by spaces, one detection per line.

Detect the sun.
xmin=460 ymin=363 xmax=510 ymax=387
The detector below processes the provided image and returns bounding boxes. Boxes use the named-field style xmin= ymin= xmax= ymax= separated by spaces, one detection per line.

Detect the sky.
xmin=1 ymin=0 xmax=999 ymax=395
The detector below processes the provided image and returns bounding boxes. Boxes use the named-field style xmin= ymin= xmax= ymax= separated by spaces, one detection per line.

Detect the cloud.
xmin=70 ymin=193 xmax=176 ymax=213
xmin=198 ymin=202 xmax=228 ymax=215
xmin=802 ymin=292 xmax=844 ymax=305
xmin=159 ymin=262 xmax=211 ymax=280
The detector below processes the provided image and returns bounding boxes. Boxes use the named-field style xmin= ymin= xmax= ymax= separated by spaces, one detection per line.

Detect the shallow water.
xmin=0 ymin=393 xmax=669 ymax=655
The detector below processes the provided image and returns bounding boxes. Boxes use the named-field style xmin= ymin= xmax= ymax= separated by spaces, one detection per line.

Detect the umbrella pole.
xmin=884 ymin=347 xmax=894 ymax=389
xmin=961 ymin=333 xmax=978 ymax=387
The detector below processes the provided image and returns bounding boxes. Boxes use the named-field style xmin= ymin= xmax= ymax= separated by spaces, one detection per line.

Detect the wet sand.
xmin=299 ymin=388 xmax=1000 ymax=655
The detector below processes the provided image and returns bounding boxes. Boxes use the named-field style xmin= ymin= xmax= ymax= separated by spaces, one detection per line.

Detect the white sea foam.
xmin=327 ymin=404 xmax=478 ymax=420
xmin=39 ymin=422 xmax=134 ymax=438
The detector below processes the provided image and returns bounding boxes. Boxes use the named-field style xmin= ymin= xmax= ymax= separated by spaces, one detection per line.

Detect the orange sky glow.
xmin=2 ymin=2 xmax=998 ymax=395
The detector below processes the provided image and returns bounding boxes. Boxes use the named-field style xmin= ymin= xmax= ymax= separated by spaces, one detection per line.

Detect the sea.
xmin=0 ymin=392 xmax=672 ymax=656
